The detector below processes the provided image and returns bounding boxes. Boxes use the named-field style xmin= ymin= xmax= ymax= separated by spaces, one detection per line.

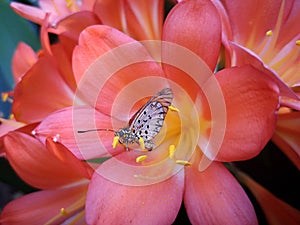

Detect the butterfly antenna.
xmin=77 ymin=128 xmax=115 ymax=133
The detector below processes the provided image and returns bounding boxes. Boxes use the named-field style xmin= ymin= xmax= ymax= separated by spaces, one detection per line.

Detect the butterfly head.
xmin=115 ymin=127 xmax=138 ymax=147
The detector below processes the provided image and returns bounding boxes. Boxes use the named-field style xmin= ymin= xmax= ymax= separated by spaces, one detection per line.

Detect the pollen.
xmin=9 ymin=114 xmax=14 ymax=119
xmin=139 ymin=137 xmax=145 ymax=150
xmin=168 ymin=145 xmax=176 ymax=159
xmin=136 ymin=155 xmax=148 ymax=163
xmin=60 ymin=208 xmax=68 ymax=216
xmin=168 ymin=105 xmax=179 ymax=112
xmin=175 ymin=160 xmax=191 ymax=166
xmin=265 ymin=30 xmax=273 ymax=36
xmin=296 ymin=40 xmax=300 ymax=46
xmin=112 ymin=136 xmax=119 ymax=148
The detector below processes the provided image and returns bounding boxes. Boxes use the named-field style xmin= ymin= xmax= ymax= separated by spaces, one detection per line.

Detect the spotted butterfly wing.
xmin=128 ymin=88 xmax=173 ymax=150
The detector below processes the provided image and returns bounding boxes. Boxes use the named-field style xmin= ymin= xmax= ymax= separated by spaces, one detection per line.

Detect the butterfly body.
xmin=116 ymin=88 xmax=173 ymax=151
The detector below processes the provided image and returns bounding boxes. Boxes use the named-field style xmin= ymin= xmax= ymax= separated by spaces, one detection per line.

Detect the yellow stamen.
xmin=175 ymin=160 xmax=191 ymax=166
xmin=168 ymin=105 xmax=179 ymax=112
xmin=139 ymin=137 xmax=145 ymax=150
xmin=168 ymin=145 xmax=176 ymax=159
xmin=296 ymin=40 xmax=300 ymax=46
xmin=265 ymin=30 xmax=273 ymax=36
xmin=9 ymin=114 xmax=14 ymax=119
xmin=136 ymin=155 xmax=147 ymax=163
xmin=1 ymin=93 xmax=8 ymax=102
xmin=112 ymin=136 xmax=119 ymax=148
xmin=65 ymin=0 xmax=73 ymax=8
xmin=60 ymin=208 xmax=68 ymax=216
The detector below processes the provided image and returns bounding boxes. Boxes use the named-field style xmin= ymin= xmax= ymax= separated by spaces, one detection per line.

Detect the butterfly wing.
xmin=129 ymin=88 xmax=173 ymax=143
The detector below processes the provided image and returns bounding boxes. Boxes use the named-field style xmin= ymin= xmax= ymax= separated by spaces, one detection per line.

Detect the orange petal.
xmin=0 ymin=183 xmax=87 ymax=225
xmin=4 ymin=131 xmax=87 ymax=189
xmin=184 ymin=153 xmax=257 ymax=225
xmin=85 ymin=169 xmax=184 ymax=224
xmin=272 ymin=111 xmax=300 ymax=170
xmin=163 ymin=0 xmax=221 ymax=71
xmin=238 ymin=171 xmax=300 ymax=225
xmin=94 ymin=0 xmax=164 ymax=40
xmin=12 ymin=42 xmax=38 ymax=83
xmin=221 ymin=0 xmax=288 ymax=47
xmin=214 ymin=65 xmax=279 ymax=161
xmin=229 ymin=42 xmax=298 ymax=100
xmin=12 ymin=54 xmax=74 ymax=123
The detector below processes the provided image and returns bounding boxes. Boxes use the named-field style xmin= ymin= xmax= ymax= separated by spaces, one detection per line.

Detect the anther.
xmin=65 ymin=0 xmax=73 ymax=7
xmin=168 ymin=145 xmax=176 ymax=159
xmin=9 ymin=114 xmax=14 ymax=119
xmin=175 ymin=160 xmax=191 ymax=166
xmin=265 ymin=30 xmax=273 ymax=36
xmin=136 ymin=155 xmax=147 ymax=163
xmin=296 ymin=40 xmax=300 ymax=46
xmin=168 ymin=105 xmax=179 ymax=112
xmin=1 ymin=93 xmax=8 ymax=102
xmin=112 ymin=136 xmax=119 ymax=148
xmin=60 ymin=208 xmax=68 ymax=216
xmin=139 ymin=137 xmax=145 ymax=150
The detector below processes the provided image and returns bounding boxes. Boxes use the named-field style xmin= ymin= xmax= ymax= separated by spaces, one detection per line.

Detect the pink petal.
xmin=85 ymin=169 xmax=184 ymax=225
xmin=239 ymin=171 xmax=300 ymax=225
xmin=10 ymin=2 xmax=46 ymax=25
xmin=163 ymin=0 xmax=221 ymax=71
xmin=12 ymin=42 xmax=38 ymax=82
xmin=12 ymin=54 xmax=75 ymax=123
xmin=184 ymin=154 xmax=257 ymax=225
xmin=0 ymin=184 xmax=87 ymax=225
xmin=0 ymin=119 xmax=24 ymax=137
xmin=4 ymin=131 xmax=86 ymax=189
xmin=34 ymin=106 xmax=119 ymax=159
xmin=272 ymin=111 xmax=300 ymax=170
xmin=214 ymin=66 xmax=279 ymax=161
xmin=73 ymin=25 xmax=136 ymax=83
xmin=73 ymin=25 xmax=166 ymax=117
xmin=229 ymin=42 xmax=298 ymax=100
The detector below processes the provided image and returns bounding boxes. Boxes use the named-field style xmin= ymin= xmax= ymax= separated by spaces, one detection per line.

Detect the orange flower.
xmin=30 ymin=0 xmax=281 ymax=223
xmin=216 ymin=0 xmax=300 ymax=168
xmin=1 ymin=0 xmax=287 ymax=224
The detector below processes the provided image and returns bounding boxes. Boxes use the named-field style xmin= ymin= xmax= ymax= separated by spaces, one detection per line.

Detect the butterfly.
xmin=78 ymin=88 xmax=173 ymax=151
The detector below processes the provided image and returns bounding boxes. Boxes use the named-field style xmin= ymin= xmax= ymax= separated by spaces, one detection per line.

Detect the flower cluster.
xmin=0 ymin=0 xmax=299 ymax=224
